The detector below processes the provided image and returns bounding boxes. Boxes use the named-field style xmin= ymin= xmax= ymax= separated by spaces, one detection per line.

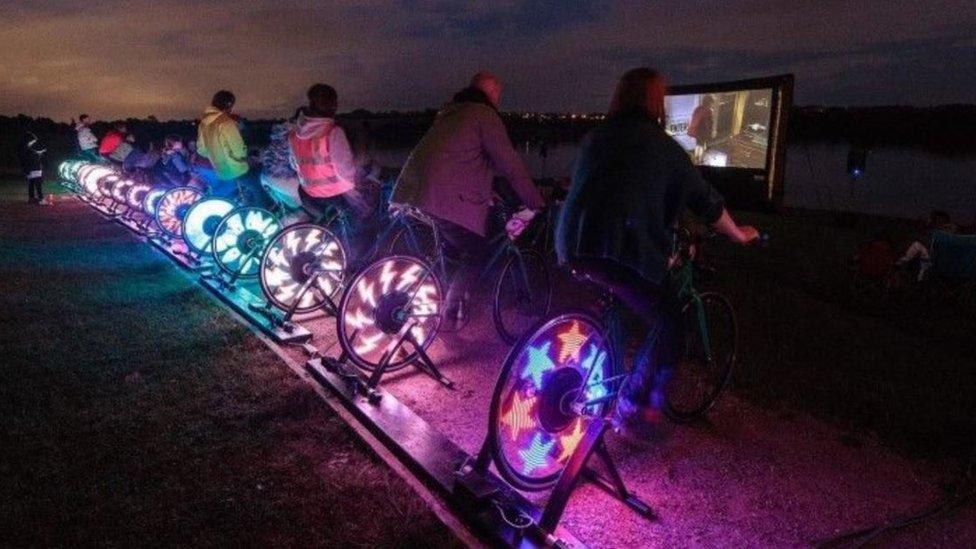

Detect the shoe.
xmin=39 ymin=197 xmax=52 ymax=206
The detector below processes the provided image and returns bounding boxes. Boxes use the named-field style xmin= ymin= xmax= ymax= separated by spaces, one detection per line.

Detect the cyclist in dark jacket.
xmin=556 ymin=68 xmax=758 ymax=426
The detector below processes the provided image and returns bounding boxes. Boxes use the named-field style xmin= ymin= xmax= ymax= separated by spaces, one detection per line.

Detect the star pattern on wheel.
xmin=522 ymin=341 xmax=555 ymax=390
xmin=557 ymin=321 xmax=587 ymax=363
xmin=500 ymin=391 xmax=537 ymax=441
xmin=519 ymin=432 xmax=555 ymax=475
xmin=557 ymin=419 xmax=586 ymax=462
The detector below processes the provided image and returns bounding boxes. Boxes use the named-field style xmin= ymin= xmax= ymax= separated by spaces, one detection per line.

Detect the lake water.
xmin=373 ymin=143 xmax=976 ymax=223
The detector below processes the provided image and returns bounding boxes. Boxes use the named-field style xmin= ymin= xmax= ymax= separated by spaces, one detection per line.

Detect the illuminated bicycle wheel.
xmin=182 ymin=197 xmax=236 ymax=256
xmin=78 ymin=165 xmax=113 ymax=198
xmin=211 ymin=207 xmax=281 ymax=278
xmin=155 ymin=186 xmax=204 ymax=238
xmin=260 ymin=223 xmax=346 ymax=314
xmin=125 ymin=181 xmax=152 ymax=212
xmin=111 ymin=178 xmax=134 ymax=206
xmin=143 ymin=187 xmax=167 ymax=217
xmin=337 ymin=255 xmax=442 ymax=372
xmin=488 ymin=312 xmax=616 ymax=491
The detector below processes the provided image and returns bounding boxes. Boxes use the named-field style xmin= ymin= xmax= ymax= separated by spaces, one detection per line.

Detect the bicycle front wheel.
xmin=664 ymin=291 xmax=737 ymax=422
xmin=492 ymin=249 xmax=552 ymax=345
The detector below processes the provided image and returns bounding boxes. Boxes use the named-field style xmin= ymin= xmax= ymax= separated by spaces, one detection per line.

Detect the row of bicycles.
xmin=59 ymin=158 xmax=740 ymax=503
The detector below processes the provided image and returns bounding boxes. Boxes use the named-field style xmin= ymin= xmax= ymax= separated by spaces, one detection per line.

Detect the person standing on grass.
xmin=197 ymin=90 xmax=266 ymax=205
xmin=556 ymin=67 xmax=759 ymax=429
xmin=75 ymin=114 xmax=100 ymax=162
xmin=19 ymin=127 xmax=48 ymax=205
xmin=392 ymin=71 xmax=545 ymax=324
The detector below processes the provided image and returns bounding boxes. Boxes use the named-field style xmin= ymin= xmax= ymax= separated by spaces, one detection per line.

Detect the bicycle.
xmin=486 ymin=229 xmax=740 ymax=490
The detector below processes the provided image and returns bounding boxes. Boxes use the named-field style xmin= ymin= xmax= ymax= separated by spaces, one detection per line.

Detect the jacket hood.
xmin=201 ymin=106 xmax=227 ymax=127
xmin=292 ymin=112 xmax=336 ymax=140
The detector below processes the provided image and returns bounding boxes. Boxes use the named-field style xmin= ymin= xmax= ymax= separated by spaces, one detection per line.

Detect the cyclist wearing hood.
xmin=288 ymin=84 xmax=371 ymax=255
xmin=196 ymin=90 xmax=250 ymax=199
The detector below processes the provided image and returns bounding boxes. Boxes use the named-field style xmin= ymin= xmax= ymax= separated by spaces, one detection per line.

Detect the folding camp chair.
xmin=929 ymin=231 xmax=976 ymax=313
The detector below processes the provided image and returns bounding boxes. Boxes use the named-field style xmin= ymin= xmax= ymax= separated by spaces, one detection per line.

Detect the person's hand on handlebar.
xmin=505 ymin=207 xmax=538 ymax=240
xmin=711 ymin=208 xmax=760 ymax=246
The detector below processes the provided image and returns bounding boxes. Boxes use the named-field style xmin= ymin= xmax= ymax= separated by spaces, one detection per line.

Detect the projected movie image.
xmin=666 ymin=88 xmax=773 ymax=169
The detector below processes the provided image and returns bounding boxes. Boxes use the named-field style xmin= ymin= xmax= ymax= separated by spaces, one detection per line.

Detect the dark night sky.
xmin=2 ymin=0 xmax=975 ymax=120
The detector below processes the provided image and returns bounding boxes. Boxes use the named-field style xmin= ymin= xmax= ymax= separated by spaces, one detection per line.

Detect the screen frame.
xmin=668 ymin=74 xmax=794 ymax=208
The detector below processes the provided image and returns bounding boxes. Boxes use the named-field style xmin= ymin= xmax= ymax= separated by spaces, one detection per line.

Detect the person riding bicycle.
xmin=555 ymin=68 xmax=759 ymax=428
xmin=287 ymin=84 xmax=374 ymax=259
xmin=391 ymin=71 xmax=545 ymax=323
xmin=197 ymin=90 xmax=267 ymax=205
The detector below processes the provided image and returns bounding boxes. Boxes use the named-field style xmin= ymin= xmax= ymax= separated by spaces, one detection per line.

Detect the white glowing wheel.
xmin=259 ymin=224 xmax=346 ymax=314
xmin=337 ymin=255 xmax=443 ymax=371
xmin=182 ymin=198 xmax=236 ymax=256
xmin=143 ymin=187 xmax=167 ymax=217
xmin=211 ymin=207 xmax=282 ymax=278
xmin=155 ymin=186 xmax=204 ymax=238
xmin=111 ymin=178 xmax=135 ymax=206
xmin=126 ymin=181 xmax=152 ymax=211
xmin=78 ymin=165 xmax=114 ymax=198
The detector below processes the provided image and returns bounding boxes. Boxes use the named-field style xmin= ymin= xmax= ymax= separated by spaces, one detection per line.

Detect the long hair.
xmin=608 ymin=68 xmax=667 ymax=125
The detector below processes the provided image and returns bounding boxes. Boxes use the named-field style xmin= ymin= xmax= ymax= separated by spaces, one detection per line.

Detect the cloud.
xmin=0 ymin=0 xmax=974 ymax=119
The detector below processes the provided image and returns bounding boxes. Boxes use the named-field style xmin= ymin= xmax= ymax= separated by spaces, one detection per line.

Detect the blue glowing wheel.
xmin=155 ymin=186 xmax=204 ymax=238
xmin=182 ymin=197 xmax=236 ymax=256
xmin=143 ymin=187 xmax=167 ymax=217
xmin=488 ymin=312 xmax=616 ymax=491
xmin=336 ymin=255 xmax=442 ymax=371
xmin=260 ymin=223 xmax=346 ymax=314
xmin=211 ymin=207 xmax=281 ymax=278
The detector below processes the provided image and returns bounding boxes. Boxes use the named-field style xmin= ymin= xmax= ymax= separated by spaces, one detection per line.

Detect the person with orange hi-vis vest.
xmin=288 ymin=83 xmax=371 ymax=257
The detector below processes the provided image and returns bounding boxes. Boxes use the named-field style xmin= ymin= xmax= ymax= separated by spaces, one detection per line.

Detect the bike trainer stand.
xmin=458 ymin=417 xmax=654 ymax=545
xmin=310 ymin=319 xmax=454 ymax=404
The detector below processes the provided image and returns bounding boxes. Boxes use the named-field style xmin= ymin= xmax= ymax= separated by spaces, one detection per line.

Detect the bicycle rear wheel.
xmin=664 ymin=291 xmax=737 ymax=422
xmin=492 ymin=249 xmax=552 ymax=345
xmin=488 ymin=311 xmax=614 ymax=491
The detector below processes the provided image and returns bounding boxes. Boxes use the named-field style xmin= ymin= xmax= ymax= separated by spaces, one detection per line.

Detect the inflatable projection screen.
xmin=666 ymin=74 xmax=793 ymax=209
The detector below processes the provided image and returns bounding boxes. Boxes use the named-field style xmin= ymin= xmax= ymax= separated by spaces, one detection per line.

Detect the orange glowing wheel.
xmin=336 ymin=255 xmax=443 ymax=372
xmin=488 ymin=312 xmax=615 ymax=491
xmin=155 ymin=186 xmax=204 ymax=238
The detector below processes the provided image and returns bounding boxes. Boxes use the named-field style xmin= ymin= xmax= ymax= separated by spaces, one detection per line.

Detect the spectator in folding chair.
xmin=928 ymin=230 xmax=976 ymax=311
xmin=896 ymin=210 xmax=957 ymax=282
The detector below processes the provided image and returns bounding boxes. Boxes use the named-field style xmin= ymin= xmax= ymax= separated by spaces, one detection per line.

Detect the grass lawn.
xmin=0 ymin=176 xmax=459 ymax=547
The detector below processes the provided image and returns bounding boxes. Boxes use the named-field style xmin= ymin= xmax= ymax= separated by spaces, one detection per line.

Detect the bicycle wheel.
xmin=492 ymin=249 xmax=552 ymax=345
xmin=664 ymin=291 xmax=737 ymax=422
xmin=336 ymin=255 xmax=443 ymax=372
xmin=155 ymin=186 xmax=204 ymax=238
xmin=388 ymin=214 xmax=440 ymax=264
xmin=182 ymin=197 xmax=236 ymax=256
xmin=489 ymin=312 xmax=614 ymax=491
xmin=211 ymin=207 xmax=282 ymax=278
xmin=260 ymin=223 xmax=346 ymax=314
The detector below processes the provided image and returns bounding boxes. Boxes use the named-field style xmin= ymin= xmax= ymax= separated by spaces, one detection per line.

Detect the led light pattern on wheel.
xmin=143 ymin=187 xmax=167 ymax=216
xmin=111 ymin=178 xmax=134 ymax=205
xmin=211 ymin=207 xmax=281 ymax=278
xmin=338 ymin=255 xmax=441 ymax=371
xmin=182 ymin=198 xmax=235 ymax=255
xmin=155 ymin=186 xmax=203 ymax=238
xmin=260 ymin=224 xmax=346 ymax=314
xmin=79 ymin=165 xmax=114 ymax=198
xmin=492 ymin=314 xmax=613 ymax=490
xmin=126 ymin=181 xmax=152 ymax=211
